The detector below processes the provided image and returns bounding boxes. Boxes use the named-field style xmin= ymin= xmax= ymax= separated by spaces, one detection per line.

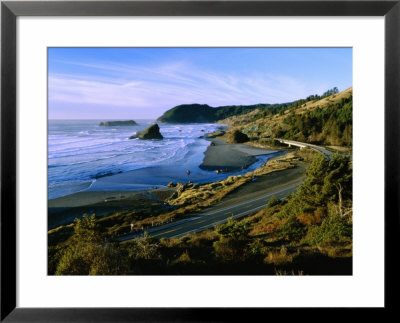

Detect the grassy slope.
xmin=49 ymin=89 xmax=353 ymax=275
xmin=220 ymin=87 xmax=353 ymax=146
xmin=49 ymin=148 xmax=352 ymax=275
xmin=48 ymin=151 xmax=300 ymax=247
xmin=138 ymin=148 xmax=352 ymax=275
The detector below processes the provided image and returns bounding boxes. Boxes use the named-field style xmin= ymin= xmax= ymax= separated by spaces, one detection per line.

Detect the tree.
xmin=280 ymin=154 xmax=352 ymax=219
xmin=213 ymin=218 xmax=251 ymax=262
xmin=215 ymin=217 xmax=250 ymax=240
xmin=55 ymin=214 xmax=129 ymax=275
xmin=72 ymin=214 xmax=103 ymax=244
xmin=127 ymin=233 xmax=161 ymax=261
xmin=267 ymin=195 xmax=280 ymax=208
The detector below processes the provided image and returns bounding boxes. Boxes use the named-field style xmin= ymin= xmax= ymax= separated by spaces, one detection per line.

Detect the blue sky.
xmin=48 ymin=48 xmax=352 ymax=119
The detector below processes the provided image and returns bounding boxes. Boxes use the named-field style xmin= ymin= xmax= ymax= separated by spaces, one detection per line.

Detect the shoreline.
xmin=200 ymin=138 xmax=277 ymax=171
xmin=48 ymin=137 xmax=284 ymax=229
xmin=48 ymin=188 xmax=176 ymax=229
xmin=49 ymin=138 xmax=279 ymax=199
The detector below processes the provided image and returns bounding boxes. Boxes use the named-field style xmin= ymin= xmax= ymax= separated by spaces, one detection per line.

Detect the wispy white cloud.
xmin=49 ymin=59 xmax=314 ymax=118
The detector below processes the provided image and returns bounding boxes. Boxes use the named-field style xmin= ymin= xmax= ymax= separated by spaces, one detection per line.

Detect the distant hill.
xmin=157 ymin=103 xmax=290 ymax=124
xmin=157 ymin=104 xmax=216 ymax=123
xmin=156 ymin=87 xmax=352 ymax=147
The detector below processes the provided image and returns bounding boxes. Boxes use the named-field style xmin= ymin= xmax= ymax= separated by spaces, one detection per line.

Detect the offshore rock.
xmin=129 ymin=123 xmax=163 ymax=140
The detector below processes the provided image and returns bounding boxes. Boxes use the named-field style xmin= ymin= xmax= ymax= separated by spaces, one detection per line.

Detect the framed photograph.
xmin=1 ymin=0 xmax=398 ymax=321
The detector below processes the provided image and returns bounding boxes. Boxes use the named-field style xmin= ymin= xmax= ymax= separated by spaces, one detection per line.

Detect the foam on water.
xmin=48 ymin=120 xmax=224 ymax=199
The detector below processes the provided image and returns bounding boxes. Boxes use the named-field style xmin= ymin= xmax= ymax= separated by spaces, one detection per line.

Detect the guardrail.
xmin=274 ymin=138 xmax=331 ymax=160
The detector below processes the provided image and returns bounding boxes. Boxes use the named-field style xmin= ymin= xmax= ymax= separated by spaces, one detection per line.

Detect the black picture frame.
xmin=1 ymin=0 xmax=399 ymax=321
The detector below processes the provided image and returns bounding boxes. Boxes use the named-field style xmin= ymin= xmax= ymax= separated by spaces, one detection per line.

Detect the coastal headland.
xmin=47 ymin=48 xmax=354 ymax=276
xmin=48 ymin=88 xmax=353 ymax=276
xmin=48 ymin=87 xmax=353 ymax=242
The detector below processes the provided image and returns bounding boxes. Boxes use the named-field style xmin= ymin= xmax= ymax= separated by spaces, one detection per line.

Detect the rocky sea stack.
xmin=129 ymin=123 xmax=163 ymax=140
xmin=99 ymin=120 xmax=137 ymax=126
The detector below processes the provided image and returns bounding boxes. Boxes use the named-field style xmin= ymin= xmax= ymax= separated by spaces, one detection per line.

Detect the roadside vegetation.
xmin=48 ymin=150 xmax=300 ymax=248
xmin=48 ymin=87 xmax=353 ymax=275
xmin=49 ymin=150 xmax=352 ymax=275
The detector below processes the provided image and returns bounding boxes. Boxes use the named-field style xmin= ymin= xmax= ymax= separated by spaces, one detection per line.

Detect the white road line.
xmin=169 ymin=204 xmax=267 ymax=239
xmin=199 ymin=183 xmax=299 ymax=217
xmin=119 ymin=181 xmax=301 ymax=241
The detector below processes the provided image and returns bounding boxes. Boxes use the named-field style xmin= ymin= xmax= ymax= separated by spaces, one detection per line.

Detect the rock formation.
xmin=227 ymin=130 xmax=249 ymax=143
xmin=129 ymin=123 xmax=163 ymax=140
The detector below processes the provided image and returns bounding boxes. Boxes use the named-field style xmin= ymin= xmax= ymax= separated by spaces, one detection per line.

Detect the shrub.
xmin=215 ymin=217 xmax=250 ymax=240
xmin=127 ymin=234 xmax=161 ymax=260
xmin=264 ymin=246 xmax=294 ymax=265
xmin=54 ymin=215 xmax=129 ymax=275
xmin=213 ymin=237 xmax=249 ymax=262
xmin=278 ymin=215 xmax=307 ymax=240
xmin=266 ymin=195 xmax=280 ymax=208
xmin=173 ymin=250 xmax=192 ymax=264
xmin=302 ymin=215 xmax=352 ymax=245
xmin=213 ymin=218 xmax=251 ymax=262
xmin=227 ymin=130 xmax=249 ymax=143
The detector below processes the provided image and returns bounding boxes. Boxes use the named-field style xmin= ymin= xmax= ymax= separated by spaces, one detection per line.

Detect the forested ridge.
xmin=223 ymin=87 xmax=353 ymax=147
xmin=48 ymin=87 xmax=353 ymax=275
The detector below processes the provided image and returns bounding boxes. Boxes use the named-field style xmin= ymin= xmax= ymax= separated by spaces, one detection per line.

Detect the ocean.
xmin=48 ymin=120 xmax=277 ymax=200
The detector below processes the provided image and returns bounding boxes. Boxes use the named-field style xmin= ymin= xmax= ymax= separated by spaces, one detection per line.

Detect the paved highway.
xmin=131 ymin=141 xmax=334 ymax=240
xmin=275 ymin=138 xmax=332 ymax=160
xmin=116 ymin=149 xmax=316 ymax=242
xmin=118 ymin=178 xmax=302 ymax=241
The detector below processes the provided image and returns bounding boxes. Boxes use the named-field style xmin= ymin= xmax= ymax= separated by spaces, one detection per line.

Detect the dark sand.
xmin=48 ymin=189 xmax=175 ymax=229
xmin=48 ymin=139 xmax=282 ymax=229
xmin=200 ymin=139 xmax=277 ymax=171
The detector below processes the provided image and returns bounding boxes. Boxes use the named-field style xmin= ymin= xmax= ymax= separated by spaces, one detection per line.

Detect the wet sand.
xmin=48 ymin=139 xmax=282 ymax=229
xmin=200 ymin=139 xmax=277 ymax=171
xmin=48 ymin=188 xmax=175 ymax=229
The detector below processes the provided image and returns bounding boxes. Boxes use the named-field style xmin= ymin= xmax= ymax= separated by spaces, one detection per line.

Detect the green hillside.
xmin=157 ymin=102 xmax=290 ymax=124
xmin=157 ymin=88 xmax=352 ymax=147
xmin=222 ymin=87 xmax=353 ymax=147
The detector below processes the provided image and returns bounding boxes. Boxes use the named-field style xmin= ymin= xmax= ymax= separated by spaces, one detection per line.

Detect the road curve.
xmin=117 ymin=171 xmax=304 ymax=241
xmin=275 ymin=138 xmax=332 ymax=160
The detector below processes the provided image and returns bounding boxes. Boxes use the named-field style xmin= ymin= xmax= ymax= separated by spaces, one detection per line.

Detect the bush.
xmin=266 ymin=196 xmax=280 ymax=208
xmin=302 ymin=215 xmax=352 ymax=245
xmin=54 ymin=215 xmax=129 ymax=275
xmin=278 ymin=215 xmax=307 ymax=240
xmin=214 ymin=218 xmax=251 ymax=262
xmin=213 ymin=237 xmax=249 ymax=262
xmin=55 ymin=241 xmax=128 ymax=275
xmin=227 ymin=130 xmax=249 ymax=143
xmin=216 ymin=217 xmax=250 ymax=240
xmin=127 ymin=234 xmax=161 ymax=261
xmin=173 ymin=250 xmax=192 ymax=264
xmin=264 ymin=246 xmax=294 ymax=265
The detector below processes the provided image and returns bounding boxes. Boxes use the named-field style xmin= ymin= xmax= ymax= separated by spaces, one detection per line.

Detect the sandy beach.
xmin=48 ymin=188 xmax=176 ymax=229
xmin=48 ymin=139 xmax=283 ymax=229
xmin=200 ymin=139 xmax=277 ymax=171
